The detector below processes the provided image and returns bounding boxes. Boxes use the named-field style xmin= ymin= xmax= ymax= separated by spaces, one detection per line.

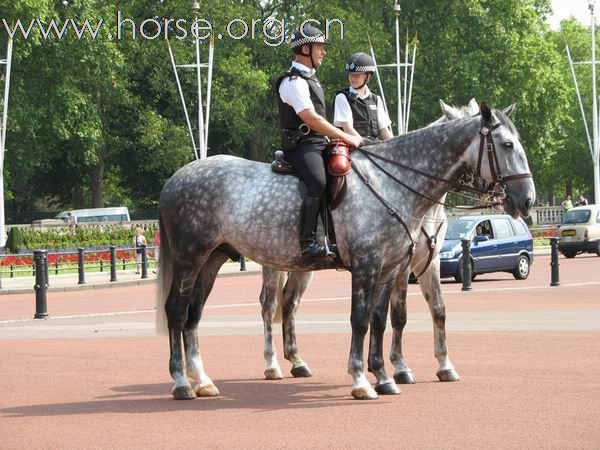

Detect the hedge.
xmin=6 ymin=224 xmax=158 ymax=253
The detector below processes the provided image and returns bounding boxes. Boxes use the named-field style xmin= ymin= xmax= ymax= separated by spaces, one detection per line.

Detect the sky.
xmin=549 ymin=0 xmax=594 ymax=29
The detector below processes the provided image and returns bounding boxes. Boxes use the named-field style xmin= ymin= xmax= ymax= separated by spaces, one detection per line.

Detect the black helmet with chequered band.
xmin=345 ymin=52 xmax=376 ymax=74
xmin=290 ymin=25 xmax=330 ymax=54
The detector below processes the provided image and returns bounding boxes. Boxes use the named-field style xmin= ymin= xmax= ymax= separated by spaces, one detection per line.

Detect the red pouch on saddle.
xmin=326 ymin=140 xmax=352 ymax=176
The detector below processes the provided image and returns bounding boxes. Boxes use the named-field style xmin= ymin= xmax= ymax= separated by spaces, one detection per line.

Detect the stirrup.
xmin=323 ymin=237 xmax=337 ymax=259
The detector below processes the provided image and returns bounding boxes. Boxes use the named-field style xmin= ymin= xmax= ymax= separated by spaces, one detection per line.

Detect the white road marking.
xmin=1 ymin=280 xmax=599 ymax=325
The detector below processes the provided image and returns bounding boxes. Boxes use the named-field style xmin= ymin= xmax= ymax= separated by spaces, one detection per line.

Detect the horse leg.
xmin=182 ymin=250 xmax=230 ymax=397
xmin=166 ymin=266 xmax=201 ymax=400
xmin=282 ymin=271 xmax=314 ymax=377
xmin=260 ymin=267 xmax=284 ymax=380
xmin=348 ymin=262 xmax=382 ymax=400
xmin=418 ymin=260 xmax=460 ymax=382
xmin=368 ymin=281 xmax=401 ymax=395
xmin=389 ymin=273 xmax=417 ymax=384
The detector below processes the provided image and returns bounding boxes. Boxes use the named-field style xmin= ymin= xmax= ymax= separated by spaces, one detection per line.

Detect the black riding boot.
xmin=299 ymin=196 xmax=327 ymax=258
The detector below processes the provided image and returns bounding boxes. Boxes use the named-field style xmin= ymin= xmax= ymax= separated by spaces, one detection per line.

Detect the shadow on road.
xmin=0 ymin=378 xmax=386 ymax=417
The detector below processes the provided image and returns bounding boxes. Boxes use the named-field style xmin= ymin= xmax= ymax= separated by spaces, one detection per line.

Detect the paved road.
xmin=0 ymin=253 xmax=599 ymax=448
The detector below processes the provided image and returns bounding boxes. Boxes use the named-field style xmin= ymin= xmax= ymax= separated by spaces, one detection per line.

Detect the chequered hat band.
xmin=290 ymin=35 xmax=328 ymax=48
xmin=346 ymin=64 xmax=376 ymax=72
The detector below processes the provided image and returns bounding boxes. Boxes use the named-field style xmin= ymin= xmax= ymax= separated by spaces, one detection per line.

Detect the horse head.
xmin=447 ymin=101 xmax=535 ymax=219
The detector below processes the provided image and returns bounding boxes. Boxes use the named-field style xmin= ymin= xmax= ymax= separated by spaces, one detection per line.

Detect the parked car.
xmin=439 ymin=214 xmax=534 ymax=282
xmin=557 ymin=204 xmax=600 ymax=258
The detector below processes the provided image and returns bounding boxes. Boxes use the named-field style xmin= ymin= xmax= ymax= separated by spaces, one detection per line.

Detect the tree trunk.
xmin=72 ymin=183 xmax=84 ymax=209
xmin=91 ymin=159 xmax=104 ymax=208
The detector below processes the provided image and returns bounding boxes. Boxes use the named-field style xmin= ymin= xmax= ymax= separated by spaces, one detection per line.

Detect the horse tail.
xmin=272 ymin=271 xmax=287 ymax=324
xmin=155 ymin=212 xmax=173 ymax=336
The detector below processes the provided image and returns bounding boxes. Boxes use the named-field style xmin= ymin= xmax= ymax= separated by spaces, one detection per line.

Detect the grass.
xmin=0 ymin=260 xmax=159 ymax=279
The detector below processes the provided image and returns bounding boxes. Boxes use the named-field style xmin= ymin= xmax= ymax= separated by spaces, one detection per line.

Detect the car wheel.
xmin=454 ymin=258 xmax=475 ymax=283
xmin=596 ymin=241 xmax=600 ymax=257
xmin=561 ymin=250 xmax=577 ymax=259
xmin=512 ymin=255 xmax=530 ymax=280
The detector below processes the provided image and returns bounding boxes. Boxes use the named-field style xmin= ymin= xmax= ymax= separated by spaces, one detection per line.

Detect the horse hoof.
xmin=436 ymin=369 xmax=460 ymax=382
xmin=264 ymin=367 xmax=284 ymax=380
xmin=195 ymin=383 xmax=220 ymax=397
xmin=291 ymin=365 xmax=313 ymax=378
xmin=351 ymin=386 xmax=379 ymax=400
xmin=374 ymin=381 xmax=401 ymax=395
xmin=172 ymin=385 xmax=196 ymax=400
xmin=394 ymin=371 xmax=417 ymax=384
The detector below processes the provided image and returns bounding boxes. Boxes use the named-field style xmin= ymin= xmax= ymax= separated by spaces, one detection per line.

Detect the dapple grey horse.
xmin=258 ymin=99 xmax=482 ymax=384
xmin=156 ymin=102 xmax=535 ymax=400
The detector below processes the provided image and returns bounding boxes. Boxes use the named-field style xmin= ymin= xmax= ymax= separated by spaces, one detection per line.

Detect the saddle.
xmin=271 ymin=139 xmax=352 ymax=207
xmin=271 ymin=140 xmax=353 ymax=267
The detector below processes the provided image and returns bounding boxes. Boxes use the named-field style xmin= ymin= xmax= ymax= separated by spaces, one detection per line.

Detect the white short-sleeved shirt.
xmin=333 ymin=86 xmax=392 ymax=131
xmin=278 ymin=61 xmax=317 ymax=114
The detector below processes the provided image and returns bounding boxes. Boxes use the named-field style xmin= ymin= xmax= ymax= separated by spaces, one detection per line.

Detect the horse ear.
xmin=502 ymin=103 xmax=516 ymax=117
xmin=439 ymin=99 xmax=461 ymax=120
xmin=467 ymin=98 xmax=479 ymax=115
xmin=480 ymin=102 xmax=492 ymax=122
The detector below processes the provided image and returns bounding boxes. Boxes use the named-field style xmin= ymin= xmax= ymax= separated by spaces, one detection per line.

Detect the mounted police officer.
xmin=277 ymin=25 xmax=362 ymax=259
xmin=333 ymin=52 xmax=393 ymax=140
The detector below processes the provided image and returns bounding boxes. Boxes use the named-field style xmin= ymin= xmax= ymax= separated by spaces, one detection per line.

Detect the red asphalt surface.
xmin=1 ymin=253 xmax=599 ymax=449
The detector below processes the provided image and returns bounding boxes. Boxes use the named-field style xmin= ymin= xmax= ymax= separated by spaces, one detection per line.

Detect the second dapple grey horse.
xmin=258 ymin=99 xmax=482 ymax=385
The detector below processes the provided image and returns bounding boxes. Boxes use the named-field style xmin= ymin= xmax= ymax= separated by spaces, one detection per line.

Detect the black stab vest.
xmin=276 ymin=67 xmax=327 ymax=140
xmin=334 ymin=88 xmax=380 ymax=138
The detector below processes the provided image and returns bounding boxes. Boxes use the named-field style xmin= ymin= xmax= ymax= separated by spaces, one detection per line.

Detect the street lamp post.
xmin=566 ymin=1 xmax=600 ymax=204
xmin=591 ymin=0 xmax=600 ymax=204
xmin=167 ymin=0 xmax=214 ymax=160
xmin=0 ymin=39 xmax=13 ymax=248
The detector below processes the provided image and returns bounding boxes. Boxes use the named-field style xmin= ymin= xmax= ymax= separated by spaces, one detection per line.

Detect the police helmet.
xmin=290 ymin=25 xmax=330 ymax=54
xmin=345 ymin=52 xmax=376 ymax=73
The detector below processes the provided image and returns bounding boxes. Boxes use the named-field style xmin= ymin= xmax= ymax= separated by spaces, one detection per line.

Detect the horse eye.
xmin=504 ymin=141 xmax=514 ymax=149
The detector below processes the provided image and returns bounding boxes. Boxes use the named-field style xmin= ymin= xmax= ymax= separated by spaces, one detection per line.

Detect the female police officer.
xmin=277 ymin=25 xmax=361 ymax=258
xmin=333 ymin=52 xmax=393 ymax=140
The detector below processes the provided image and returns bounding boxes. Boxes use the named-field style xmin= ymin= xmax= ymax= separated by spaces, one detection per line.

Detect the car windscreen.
xmin=445 ymin=220 xmax=475 ymax=240
xmin=562 ymin=210 xmax=591 ymax=224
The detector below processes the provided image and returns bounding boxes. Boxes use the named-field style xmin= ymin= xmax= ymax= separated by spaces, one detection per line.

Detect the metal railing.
xmin=0 ymin=245 xmax=158 ymax=285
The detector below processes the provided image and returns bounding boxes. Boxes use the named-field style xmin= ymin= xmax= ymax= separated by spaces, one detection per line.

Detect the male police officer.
xmin=334 ymin=52 xmax=393 ymax=140
xmin=277 ymin=25 xmax=361 ymax=258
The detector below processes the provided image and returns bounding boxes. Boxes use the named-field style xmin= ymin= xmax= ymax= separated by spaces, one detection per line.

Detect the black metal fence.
xmin=0 ymin=245 xmax=158 ymax=284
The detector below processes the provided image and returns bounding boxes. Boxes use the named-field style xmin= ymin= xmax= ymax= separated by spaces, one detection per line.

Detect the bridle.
xmin=357 ymin=118 xmax=533 ymax=209
xmin=476 ymin=122 xmax=533 ymax=204
xmin=351 ymin=117 xmax=533 ymax=278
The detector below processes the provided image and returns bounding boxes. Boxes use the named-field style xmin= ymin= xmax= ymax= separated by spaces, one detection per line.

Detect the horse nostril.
xmin=525 ymin=198 xmax=533 ymax=209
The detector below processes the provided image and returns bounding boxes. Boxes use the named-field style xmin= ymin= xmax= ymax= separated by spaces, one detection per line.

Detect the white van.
xmin=55 ymin=207 xmax=130 ymax=224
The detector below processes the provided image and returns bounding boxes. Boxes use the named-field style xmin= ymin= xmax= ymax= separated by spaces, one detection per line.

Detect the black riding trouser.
xmin=283 ymin=138 xmax=328 ymax=198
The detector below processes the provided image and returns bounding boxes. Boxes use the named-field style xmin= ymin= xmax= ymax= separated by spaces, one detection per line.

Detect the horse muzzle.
xmin=503 ymin=177 xmax=536 ymax=219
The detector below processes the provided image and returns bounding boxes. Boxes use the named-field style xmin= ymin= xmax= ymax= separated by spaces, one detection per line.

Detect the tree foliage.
xmin=0 ymin=0 xmax=595 ymax=219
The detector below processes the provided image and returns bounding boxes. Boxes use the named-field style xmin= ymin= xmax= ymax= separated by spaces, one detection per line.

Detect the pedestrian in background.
xmin=132 ymin=227 xmax=147 ymax=274
xmin=67 ymin=211 xmax=77 ymax=229
xmin=152 ymin=228 xmax=160 ymax=274
xmin=575 ymin=194 xmax=588 ymax=206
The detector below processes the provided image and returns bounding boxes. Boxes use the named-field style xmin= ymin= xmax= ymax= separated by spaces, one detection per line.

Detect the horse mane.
xmin=362 ymin=106 xmax=518 ymax=156
xmin=360 ymin=114 xmax=480 ymax=160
